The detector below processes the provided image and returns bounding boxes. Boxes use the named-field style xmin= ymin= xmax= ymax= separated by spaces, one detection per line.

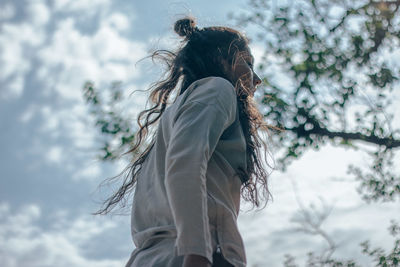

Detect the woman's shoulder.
xmin=185 ymin=76 xmax=236 ymax=106
xmin=193 ymin=76 xmax=235 ymax=94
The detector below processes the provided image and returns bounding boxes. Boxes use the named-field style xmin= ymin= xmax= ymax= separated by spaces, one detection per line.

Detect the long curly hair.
xmin=95 ymin=16 xmax=273 ymax=215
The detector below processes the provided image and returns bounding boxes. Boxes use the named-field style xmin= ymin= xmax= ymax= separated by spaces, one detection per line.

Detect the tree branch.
xmin=286 ymin=124 xmax=400 ymax=149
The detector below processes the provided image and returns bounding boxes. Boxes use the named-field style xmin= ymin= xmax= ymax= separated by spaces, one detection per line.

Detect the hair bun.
xmin=174 ymin=17 xmax=197 ymax=38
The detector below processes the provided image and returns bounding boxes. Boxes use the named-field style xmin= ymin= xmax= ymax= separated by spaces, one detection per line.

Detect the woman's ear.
xmin=220 ymin=58 xmax=233 ymax=83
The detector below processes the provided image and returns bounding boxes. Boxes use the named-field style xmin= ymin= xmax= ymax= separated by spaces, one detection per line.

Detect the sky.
xmin=0 ymin=0 xmax=399 ymax=266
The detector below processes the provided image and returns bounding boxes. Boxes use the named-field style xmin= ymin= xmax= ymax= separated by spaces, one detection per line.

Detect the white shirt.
xmin=126 ymin=76 xmax=247 ymax=267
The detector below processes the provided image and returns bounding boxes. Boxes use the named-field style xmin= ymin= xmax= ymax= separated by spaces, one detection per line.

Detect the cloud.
xmin=0 ymin=1 xmax=149 ymax=179
xmin=0 ymin=202 xmax=127 ymax=267
xmin=2 ymin=0 xmax=146 ymax=164
xmin=0 ymin=3 xmax=15 ymax=21
xmin=103 ymin=12 xmax=130 ymax=32
xmin=19 ymin=104 xmax=39 ymax=123
xmin=46 ymin=146 xmax=63 ymax=164
xmin=0 ymin=1 xmax=48 ymax=100
xmin=36 ymin=15 xmax=146 ymax=100
xmin=1 ymin=0 xmax=146 ymax=102
xmin=0 ymin=23 xmax=32 ymax=99
xmin=25 ymin=7 xmax=148 ymax=179
xmin=27 ymin=0 xmax=51 ymax=26
xmin=52 ymin=0 xmax=111 ymax=13
xmin=72 ymin=160 xmax=102 ymax=181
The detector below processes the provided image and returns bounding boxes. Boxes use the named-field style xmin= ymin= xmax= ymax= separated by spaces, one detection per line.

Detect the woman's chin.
xmin=248 ymin=88 xmax=256 ymax=97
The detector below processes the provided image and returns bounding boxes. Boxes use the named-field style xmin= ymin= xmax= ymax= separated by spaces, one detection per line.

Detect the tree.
xmin=281 ymin=182 xmax=399 ymax=266
xmin=228 ymin=1 xmax=400 ymax=265
xmin=83 ymin=80 xmax=137 ymax=161
xmin=284 ymin=206 xmax=400 ymax=267
xmin=230 ymin=0 xmax=400 ymax=202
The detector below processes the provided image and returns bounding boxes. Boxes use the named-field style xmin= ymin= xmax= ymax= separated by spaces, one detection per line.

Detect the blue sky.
xmin=0 ymin=0 xmax=399 ymax=266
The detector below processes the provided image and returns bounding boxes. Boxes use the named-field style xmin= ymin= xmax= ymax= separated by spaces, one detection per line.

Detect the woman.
xmin=97 ymin=17 xmax=272 ymax=267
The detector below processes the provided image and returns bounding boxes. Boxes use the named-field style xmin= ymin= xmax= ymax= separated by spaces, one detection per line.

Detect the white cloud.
xmin=92 ymin=23 xmax=146 ymax=64
xmin=0 ymin=1 xmax=143 ymax=101
xmin=24 ymin=10 xmax=144 ymax=172
xmin=103 ymin=12 xmax=130 ymax=32
xmin=5 ymin=74 xmax=25 ymax=99
xmin=40 ymin=105 xmax=60 ymax=134
xmin=0 ymin=2 xmax=47 ymax=100
xmin=0 ymin=203 xmax=125 ymax=267
xmin=19 ymin=104 xmax=39 ymax=123
xmin=1 ymin=21 xmax=46 ymax=49
xmin=27 ymin=0 xmax=50 ymax=26
xmin=0 ymin=24 xmax=31 ymax=76
xmin=52 ymin=0 xmax=111 ymax=13
xmin=0 ymin=3 xmax=15 ymax=20
xmin=1 ymin=2 xmax=146 ymax=165
xmin=35 ymin=101 xmax=98 ymax=151
xmin=46 ymin=146 xmax=63 ymax=164
xmin=36 ymin=16 xmax=146 ymax=100
xmin=72 ymin=160 xmax=101 ymax=181
xmin=0 ymin=36 xmax=29 ymax=99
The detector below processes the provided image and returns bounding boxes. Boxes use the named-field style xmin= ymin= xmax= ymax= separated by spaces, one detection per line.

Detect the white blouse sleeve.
xmin=164 ymin=78 xmax=237 ymax=262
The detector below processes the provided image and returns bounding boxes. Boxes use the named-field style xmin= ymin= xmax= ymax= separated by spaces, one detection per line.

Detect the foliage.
xmin=281 ymin=191 xmax=399 ymax=267
xmin=83 ymin=81 xmax=136 ymax=160
xmin=230 ymin=0 xmax=400 ymax=201
xmin=283 ymin=213 xmax=400 ymax=267
xmin=228 ymin=2 xmax=400 ymax=265
xmin=349 ymin=148 xmax=400 ymax=202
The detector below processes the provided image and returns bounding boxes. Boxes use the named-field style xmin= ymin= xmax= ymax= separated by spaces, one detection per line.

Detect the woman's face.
xmin=225 ymin=46 xmax=262 ymax=97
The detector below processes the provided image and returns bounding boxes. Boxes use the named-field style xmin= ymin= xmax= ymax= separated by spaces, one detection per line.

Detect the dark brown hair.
xmin=95 ymin=16 xmax=273 ymax=215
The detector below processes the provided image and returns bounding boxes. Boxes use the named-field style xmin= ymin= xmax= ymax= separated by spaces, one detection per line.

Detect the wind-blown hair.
xmin=95 ymin=16 xmax=273 ymax=215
